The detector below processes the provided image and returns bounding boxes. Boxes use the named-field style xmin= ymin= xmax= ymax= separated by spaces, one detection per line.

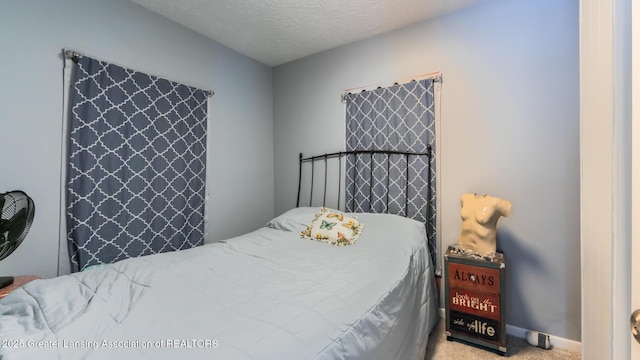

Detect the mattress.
xmin=0 ymin=207 xmax=438 ymax=359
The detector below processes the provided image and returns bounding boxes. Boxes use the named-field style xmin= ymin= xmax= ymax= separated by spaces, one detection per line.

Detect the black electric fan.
xmin=0 ymin=191 xmax=35 ymax=289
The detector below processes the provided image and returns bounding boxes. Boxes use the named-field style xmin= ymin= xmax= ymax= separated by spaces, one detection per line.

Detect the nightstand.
xmin=444 ymin=246 xmax=507 ymax=355
xmin=0 ymin=276 xmax=40 ymax=299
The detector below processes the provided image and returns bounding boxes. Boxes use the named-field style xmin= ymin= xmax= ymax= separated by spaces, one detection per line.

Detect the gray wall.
xmin=273 ymin=0 xmax=580 ymax=341
xmin=0 ymin=0 xmax=274 ymax=278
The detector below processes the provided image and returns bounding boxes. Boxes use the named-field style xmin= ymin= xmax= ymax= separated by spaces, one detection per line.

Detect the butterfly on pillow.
xmin=336 ymin=232 xmax=350 ymax=245
xmin=326 ymin=213 xmax=344 ymax=221
xmin=320 ymin=220 xmax=337 ymax=230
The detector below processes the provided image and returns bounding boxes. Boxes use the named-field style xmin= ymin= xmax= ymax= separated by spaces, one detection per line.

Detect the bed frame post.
xmin=323 ymin=154 xmax=328 ymax=207
xmin=296 ymin=153 xmax=303 ymax=207
xmin=385 ymin=154 xmax=390 ymax=212
xmin=351 ymin=153 xmax=357 ymax=212
xmin=310 ymin=159 xmax=315 ymax=206
xmin=426 ymin=144 xmax=432 ymax=235
xmin=405 ymin=153 xmax=410 ymax=217
xmin=337 ymin=153 xmax=343 ymax=210
xmin=369 ymin=153 xmax=373 ymax=212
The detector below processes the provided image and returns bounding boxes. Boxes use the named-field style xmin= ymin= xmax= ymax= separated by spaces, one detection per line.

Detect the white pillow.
xmin=265 ymin=207 xmax=322 ymax=232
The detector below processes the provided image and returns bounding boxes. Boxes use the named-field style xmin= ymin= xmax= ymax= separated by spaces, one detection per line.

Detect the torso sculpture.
xmin=458 ymin=193 xmax=511 ymax=256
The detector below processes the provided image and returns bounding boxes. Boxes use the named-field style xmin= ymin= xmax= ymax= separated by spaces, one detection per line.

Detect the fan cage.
xmin=0 ymin=191 xmax=35 ymax=261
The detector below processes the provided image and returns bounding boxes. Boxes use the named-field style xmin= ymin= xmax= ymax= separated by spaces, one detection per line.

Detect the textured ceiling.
xmin=130 ymin=0 xmax=482 ymax=67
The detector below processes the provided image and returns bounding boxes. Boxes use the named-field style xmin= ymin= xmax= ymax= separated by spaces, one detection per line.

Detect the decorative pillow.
xmin=300 ymin=207 xmax=365 ymax=246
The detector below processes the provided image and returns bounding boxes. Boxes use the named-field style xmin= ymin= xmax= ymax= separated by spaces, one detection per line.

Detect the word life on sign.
xmin=449 ymin=310 xmax=500 ymax=343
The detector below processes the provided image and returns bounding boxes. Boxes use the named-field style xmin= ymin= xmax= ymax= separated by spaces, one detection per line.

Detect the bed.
xmin=0 ymin=151 xmax=439 ymax=360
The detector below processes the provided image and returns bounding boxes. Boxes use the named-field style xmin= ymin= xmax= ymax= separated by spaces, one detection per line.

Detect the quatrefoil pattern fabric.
xmin=344 ymin=79 xmax=437 ymax=265
xmin=66 ymin=55 xmax=208 ymax=272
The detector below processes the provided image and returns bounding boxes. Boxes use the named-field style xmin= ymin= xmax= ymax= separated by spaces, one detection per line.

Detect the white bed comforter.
xmin=0 ymin=209 xmax=438 ymax=360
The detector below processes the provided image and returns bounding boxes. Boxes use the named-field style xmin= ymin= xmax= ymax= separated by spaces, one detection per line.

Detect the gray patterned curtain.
xmin=66 ymin=55 xmax=208 ymax=272
xmin=345 ymin=79 xmax=437 ymax=264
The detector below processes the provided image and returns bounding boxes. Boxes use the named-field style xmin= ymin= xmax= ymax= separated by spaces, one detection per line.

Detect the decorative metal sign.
xmin=444 ymin=246 xmax=507 ymax=354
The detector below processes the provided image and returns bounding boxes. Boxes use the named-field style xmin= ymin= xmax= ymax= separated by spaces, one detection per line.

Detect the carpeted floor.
xmin=425 ymin=319 xmax=581 ymax=360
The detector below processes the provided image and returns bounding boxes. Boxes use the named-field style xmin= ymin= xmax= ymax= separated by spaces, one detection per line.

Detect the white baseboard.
xmin=437 ymin=308 xmax=581 ymax=354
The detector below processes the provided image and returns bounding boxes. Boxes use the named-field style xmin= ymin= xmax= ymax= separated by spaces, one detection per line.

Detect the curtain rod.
xmin=340 ymin=71 xmax=442 ymax=103
xmin=63 ymin=49 xmax=215 ymax=97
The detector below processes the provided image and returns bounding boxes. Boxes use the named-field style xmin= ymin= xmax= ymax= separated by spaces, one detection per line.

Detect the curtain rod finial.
xmin=64 ymin=50 xmax=79 ymax=63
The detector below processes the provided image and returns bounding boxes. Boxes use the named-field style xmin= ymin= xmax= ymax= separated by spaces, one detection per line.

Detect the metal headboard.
xmin=296 ymin=146 xmax=432 ymax=218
